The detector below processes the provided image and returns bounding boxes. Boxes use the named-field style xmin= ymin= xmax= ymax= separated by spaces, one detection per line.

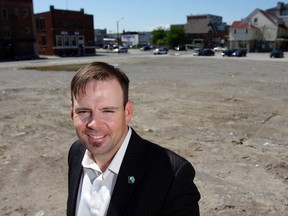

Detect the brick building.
xmin=34 ymin=6 xmax=95 ymax=56
xmin=0 ymin=0 xmax=37 ymax=61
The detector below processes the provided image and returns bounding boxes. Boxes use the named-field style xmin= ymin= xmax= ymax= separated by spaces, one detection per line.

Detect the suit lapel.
xmin=69 ymin=142 xmax=85 ymax=214
xmin=107 ymin=130 xmax=145 ymax=215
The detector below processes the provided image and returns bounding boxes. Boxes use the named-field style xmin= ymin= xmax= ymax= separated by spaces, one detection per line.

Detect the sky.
xmin=33 ymin=0 xmax=283 ymax=33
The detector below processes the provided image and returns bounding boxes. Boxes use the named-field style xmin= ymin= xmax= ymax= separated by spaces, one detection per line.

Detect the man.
xmin=67 ymin=62 xmax=201 ymax=216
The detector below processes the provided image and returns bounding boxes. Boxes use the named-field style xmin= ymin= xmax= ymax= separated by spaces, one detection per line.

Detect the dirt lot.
xmin=0 ymin=54 xmax=288 ymax=215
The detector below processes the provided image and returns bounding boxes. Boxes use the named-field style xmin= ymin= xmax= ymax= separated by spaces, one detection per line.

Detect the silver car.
xmin=114 ymin=46 xmax=128 ymax=53
xmin=153 ymin=47 xmax=168 ymax=55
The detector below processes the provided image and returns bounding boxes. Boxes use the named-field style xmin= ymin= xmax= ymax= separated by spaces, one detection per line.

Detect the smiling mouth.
xmin=88 ymin=135 xmax=105 ymax=139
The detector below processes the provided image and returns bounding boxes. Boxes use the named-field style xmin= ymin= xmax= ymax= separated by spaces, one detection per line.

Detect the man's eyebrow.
xmin=74 ymin=107 xmax=90 ymax=111
xmin=101 ymin=106 xmax=119 ymax=110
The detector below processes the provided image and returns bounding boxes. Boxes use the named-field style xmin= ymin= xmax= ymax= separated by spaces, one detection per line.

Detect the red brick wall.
xmin=0 ymin=0 xmax=37 ymax=60
xmin=35 ymin=7 xmax=95 ymax=56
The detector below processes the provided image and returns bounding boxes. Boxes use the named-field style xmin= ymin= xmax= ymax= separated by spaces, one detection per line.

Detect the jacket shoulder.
xmin=129 ymin=129 xmax=191 ymax=173
xmin=68 ymin=140 xmax=85 ymax=164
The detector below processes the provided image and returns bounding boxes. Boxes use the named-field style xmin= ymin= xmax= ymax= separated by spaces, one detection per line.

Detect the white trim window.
xmin=71 ymin=36 xmax=77 ymax=46
xmin=56 ymin=35 xmax=63 ymax=47
xmin=64 ymin=36 xmax=70 ymax=46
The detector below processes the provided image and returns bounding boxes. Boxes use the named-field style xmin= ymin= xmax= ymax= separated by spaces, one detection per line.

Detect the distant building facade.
xmin=34 ymin=6 xmax=95 ymax=56
xmin=106 ymin=31 xmax=152 ymax=47
xmin=137 ymin=32 xmax=152 ymax=46
xmin=0 ymin=0 xmax=38 ymax=61
xmin=121 ymin=32 xmax=152 ymax=47
xmin=266 ymin=2 xmax=288 ymax=25
xmin=94 ymin=29 xmax=107 ymax=47
xmin=229 ymin=2 xmax=288 ymax=51
xmin=184 ymin=14 xmax=229 ymax=48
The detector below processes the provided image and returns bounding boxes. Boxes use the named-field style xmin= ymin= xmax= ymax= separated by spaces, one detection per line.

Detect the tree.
xmin=151 ymin=27 xmax=168 ymax=46
xmin=166 ymin=26 xmax=186 ymax=48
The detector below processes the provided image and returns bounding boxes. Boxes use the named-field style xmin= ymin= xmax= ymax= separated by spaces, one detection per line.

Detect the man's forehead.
xmin=76 ymin=80 xmax=108 ymax=95
xmin=75 ymin=80 xmax=122 ymax=99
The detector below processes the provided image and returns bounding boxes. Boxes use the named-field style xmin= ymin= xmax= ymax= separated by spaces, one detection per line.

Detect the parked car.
xmin=199 ymin=48 xmax=215 ymax=56
xmin=193 ymin=48 xmax=215 ymax=56
xmin=153 ymin=47 xmax=168 ymax=55
xmin=213 ymin=46 xmax=226 ymax=52
xmin=221 ymin=49 xmax=237 ymax=57
xmin=232 ymin=49 xmax=247 ymax=57
xmin=114 ymin=46 xmax=128 ymax=53
xmin=175 ymin=45 xmax=186 ymax=51
xmin=193 ymin=48 xmax=201 ymax=56
xmin=140 ymin=45 xmax=151 ymax=51
xmin=103 ymin=44 xmax=114 ymax=50
xmin=270 ymin=49 xmax=284 ymax=58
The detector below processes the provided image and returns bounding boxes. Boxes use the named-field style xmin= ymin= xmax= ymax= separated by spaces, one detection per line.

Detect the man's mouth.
xmin=88 ymin=135 xmax=105 ymax=139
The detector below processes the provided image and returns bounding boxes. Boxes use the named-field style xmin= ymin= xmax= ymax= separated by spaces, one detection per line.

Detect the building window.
xmin=24 ymin=8 xmax=29 ymax=17
xmin=56 ymin=36 xmax=63 ymax=46
xmin=78 ymin=36 xmax=84 ymax=42
xmin=254 ymin=18 xmax=258 ymax=23
xmin=71 ymin=36 xmax=77 ymax=46
xmin=235 ymin=29 xmax=247 ymax=35
xmin=63 ymin=20 xmax=68 ymax=28
xmin=1 ymin=8 xmax=8 ymax=19
xmin=37 ymin=18 xmax=46 ymax=30
xmin=78 ymin=36 xmax=85 ymax=46
xmin=14 ymin=8 xmax=19 ymax=16
xmin=25 ymin=27 xmax=31 ymax=34
xmin=64 ymin=36 xmax=70 ymax=46
xmin=41 ymin=36 xmax=47 ymax=46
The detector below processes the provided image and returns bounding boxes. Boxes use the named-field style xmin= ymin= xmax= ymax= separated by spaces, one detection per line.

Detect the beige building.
xmin=229 ymin=2 xmax=288 ymax=52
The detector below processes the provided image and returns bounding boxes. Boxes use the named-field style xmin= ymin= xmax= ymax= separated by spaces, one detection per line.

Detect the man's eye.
xmin=76 ymin=110 xmax=89 ymax=114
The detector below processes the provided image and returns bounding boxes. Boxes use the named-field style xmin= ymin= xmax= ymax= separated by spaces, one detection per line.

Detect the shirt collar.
xmin=81 ymin=127 xmax=132 ymax=175
xmin=108 ymin=127 xmax=131 ymax=174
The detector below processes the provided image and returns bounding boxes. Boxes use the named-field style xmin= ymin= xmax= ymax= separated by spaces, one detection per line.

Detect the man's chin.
xmin=90 ymin=142 xmax=102 ymax=148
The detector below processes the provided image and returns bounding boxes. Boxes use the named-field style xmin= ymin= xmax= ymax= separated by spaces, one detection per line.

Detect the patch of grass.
xmin=22 ymin=64 xmax=86 ymax=71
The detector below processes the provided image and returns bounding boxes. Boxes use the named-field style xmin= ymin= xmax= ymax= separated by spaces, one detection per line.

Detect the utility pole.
xmin=117 ymin=17 xmax=124 ymax=45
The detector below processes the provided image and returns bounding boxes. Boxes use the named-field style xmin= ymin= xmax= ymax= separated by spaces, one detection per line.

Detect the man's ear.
xmin=71 ymin=98 xmax=75 ymax=120
xmin=70 ymin=110 xmax=74 ymax=120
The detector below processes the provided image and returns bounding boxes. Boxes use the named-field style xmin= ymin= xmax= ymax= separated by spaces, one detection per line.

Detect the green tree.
xmin=151 ymin=27 xmax=168 ymax=46
xmin=166 ymin=26 xmax=186 ymax=48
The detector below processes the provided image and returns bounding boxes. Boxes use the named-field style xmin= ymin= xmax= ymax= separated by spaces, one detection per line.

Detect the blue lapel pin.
xmin=128 ymin=176 xmax=135 ymax=184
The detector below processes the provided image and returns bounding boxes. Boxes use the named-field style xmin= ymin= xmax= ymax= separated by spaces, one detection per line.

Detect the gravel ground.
xmin=0 ymin=53 xmax=287 ymax=215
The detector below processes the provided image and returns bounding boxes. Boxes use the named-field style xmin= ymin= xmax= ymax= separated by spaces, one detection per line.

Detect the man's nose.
xmin=87 ymin=112 xmax=102 ymax=128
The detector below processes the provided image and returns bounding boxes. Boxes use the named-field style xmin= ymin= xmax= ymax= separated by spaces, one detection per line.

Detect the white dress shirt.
xmin=76 ymin=128 xmax=132 ymax=216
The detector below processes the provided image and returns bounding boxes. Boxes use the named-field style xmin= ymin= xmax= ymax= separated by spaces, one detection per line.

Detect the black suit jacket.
xmin=67 ymin=129 xmax=200 ymax=216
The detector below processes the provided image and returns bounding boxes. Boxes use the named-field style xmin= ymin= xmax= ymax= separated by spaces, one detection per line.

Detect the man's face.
xmin=71 ymin=79 xmax=132 ymax=160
